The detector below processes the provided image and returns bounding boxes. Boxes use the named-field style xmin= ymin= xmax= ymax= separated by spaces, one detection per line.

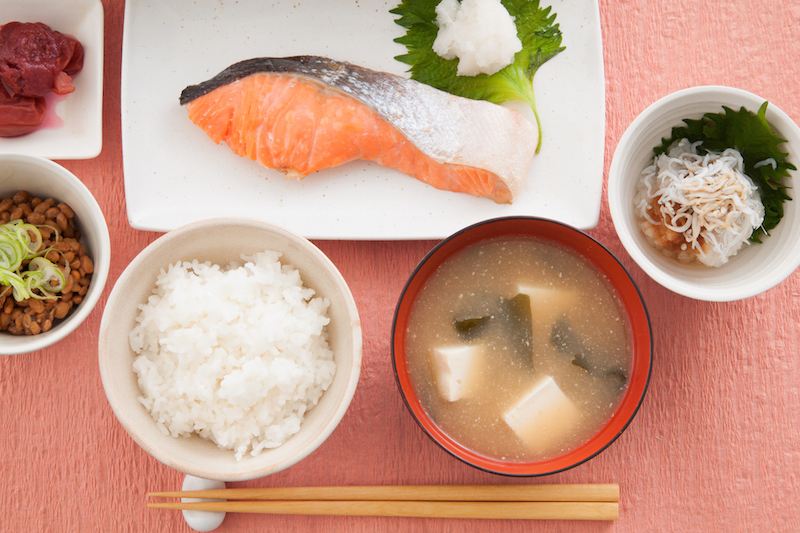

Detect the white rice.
xmin=129 ymin=251 xmax=336 ymax=461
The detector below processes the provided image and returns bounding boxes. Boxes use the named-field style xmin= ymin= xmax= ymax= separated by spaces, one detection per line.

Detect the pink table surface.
xmin=2 ymin=0 xmax=800 ymax=531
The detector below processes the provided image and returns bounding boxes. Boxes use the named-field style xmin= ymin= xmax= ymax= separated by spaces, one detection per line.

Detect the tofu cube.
xmin=503 ymin=376 xmax=582 ymax=452
xmin=428 ymin=345 xmax=482 ymax=402
xmin=517 ymin=284 xmax=577 ymax=322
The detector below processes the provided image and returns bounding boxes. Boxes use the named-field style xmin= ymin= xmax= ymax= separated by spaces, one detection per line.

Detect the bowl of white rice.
xmin=608 ymin=86 xmax=800 ymax=301
xmin=98 ymin=218 xmax=362 ymax=481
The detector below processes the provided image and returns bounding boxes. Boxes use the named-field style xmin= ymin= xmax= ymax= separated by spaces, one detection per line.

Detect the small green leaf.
xmin=391 ymin=0 xmax=565 ymax=152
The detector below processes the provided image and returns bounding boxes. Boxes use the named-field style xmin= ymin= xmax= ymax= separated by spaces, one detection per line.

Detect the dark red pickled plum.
xmin=0 ymin=83 xmax=45 ymax=137
xmin=0 ymin=21 xmax=84 ymax=98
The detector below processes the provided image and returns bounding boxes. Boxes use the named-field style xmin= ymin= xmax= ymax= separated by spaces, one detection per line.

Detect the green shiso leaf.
xmin=390 ymin=0 xmax=565 ymax=152
xmin=654 ymin=102 xmax=794 ymax=242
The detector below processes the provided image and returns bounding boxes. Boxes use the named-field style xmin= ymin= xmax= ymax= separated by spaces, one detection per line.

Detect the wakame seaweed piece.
xmin=605 ymin=369 xmax=628 ymax=388
xmin=551 ymin=317 xmax=582 ymax=354
xmin=453 ymin=315 xmax=491 ymax=340
xmin=452 ymin=290 xmax=503 ymax=340
xmin=551 ymin=318 xmax=595 ymax=373
xmin=502 ymin=293 xmax=534 ymax=363
xmin=552 ymin=319 xmax=629 ymax=384
xmin=571 ymin=356 xmax=591 ymax=373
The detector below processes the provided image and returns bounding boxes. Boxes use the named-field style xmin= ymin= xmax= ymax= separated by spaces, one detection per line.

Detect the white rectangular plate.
xmin=0 ymin=0 xmax=104 ymax=160
xmin=121 ymin=0 xmax=604 ymax=239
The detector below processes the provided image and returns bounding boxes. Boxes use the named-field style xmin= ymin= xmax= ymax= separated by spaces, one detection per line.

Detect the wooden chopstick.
xmin=147 ymin=500 xmax=619 ymax=520
xmin=148 ymin=484 xmax=620 ymax=520
xmin=149 ymin=483 xmax=619 ymax=503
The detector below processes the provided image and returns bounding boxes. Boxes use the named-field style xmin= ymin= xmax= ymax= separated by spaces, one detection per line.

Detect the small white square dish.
xmin=0 ymin=0 xmax=104 ymax=160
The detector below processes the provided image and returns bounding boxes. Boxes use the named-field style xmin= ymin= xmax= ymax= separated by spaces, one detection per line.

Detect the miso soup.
xmin=405 ymin=236 xmax=632 ymax=462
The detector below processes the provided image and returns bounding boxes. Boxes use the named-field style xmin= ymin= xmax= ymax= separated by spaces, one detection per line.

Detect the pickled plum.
xmin=0 ymin=84 xmax=45 ymax=137
xmin=0 ymin=22 xmax=84 ymax=137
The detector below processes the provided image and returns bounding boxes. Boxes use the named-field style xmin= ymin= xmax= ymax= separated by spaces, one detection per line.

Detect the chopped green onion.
xmin=0 ymin=240 xmax=24 ymax=271
xmin=27 ymin=257 xmax=67 ymax=293
xmin=0 ymin=221 xmax=69 ymax=301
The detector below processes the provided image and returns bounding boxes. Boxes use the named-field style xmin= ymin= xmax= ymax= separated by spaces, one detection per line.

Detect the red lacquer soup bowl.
xmin=391 ymin=217 xmax=652 ymax=476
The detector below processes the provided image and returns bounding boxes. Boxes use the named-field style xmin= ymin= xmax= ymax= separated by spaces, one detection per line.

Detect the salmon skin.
xmin=180 ymin=56 xmax=537 ymax=204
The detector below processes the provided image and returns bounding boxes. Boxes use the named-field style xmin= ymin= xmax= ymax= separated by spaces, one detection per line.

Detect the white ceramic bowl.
xmin=0 ymin=153 xmax=110 ymax=355
xmin=609 ymin=86 xmax=800 ymax=301
xmin=98 ymin=218 xmax=362 ymax=481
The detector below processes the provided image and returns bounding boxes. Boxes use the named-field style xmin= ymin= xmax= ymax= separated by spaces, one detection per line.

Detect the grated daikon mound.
xmin=129 ymin=251 xmax=336 ymax=461
xmin=433 ymin=0 xmax=522 ymax=76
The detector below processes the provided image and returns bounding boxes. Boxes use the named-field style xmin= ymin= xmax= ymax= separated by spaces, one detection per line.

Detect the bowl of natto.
xmin=0 ymin=153 xmax=110 ymax=355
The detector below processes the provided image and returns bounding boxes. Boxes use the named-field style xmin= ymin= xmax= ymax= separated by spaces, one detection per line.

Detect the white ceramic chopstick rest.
xmin=181 ymin=475 xmax=226 ymax=531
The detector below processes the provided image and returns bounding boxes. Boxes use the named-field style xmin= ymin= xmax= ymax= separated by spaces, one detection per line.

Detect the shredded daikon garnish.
xmin=635 ymin=139 xmax=765 ymax=267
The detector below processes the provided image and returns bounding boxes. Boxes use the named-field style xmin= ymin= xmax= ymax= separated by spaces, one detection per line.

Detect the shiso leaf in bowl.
xmin=654 ymin=101 xmax=795 ymax=242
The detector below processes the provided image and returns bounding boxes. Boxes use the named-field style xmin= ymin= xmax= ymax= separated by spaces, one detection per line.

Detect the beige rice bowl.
xmin=129 ymin=251 xmax=336 ymax=461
